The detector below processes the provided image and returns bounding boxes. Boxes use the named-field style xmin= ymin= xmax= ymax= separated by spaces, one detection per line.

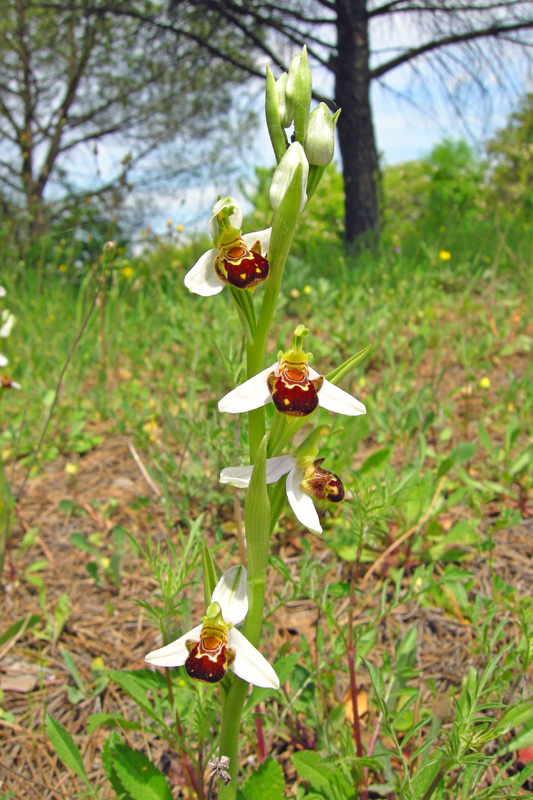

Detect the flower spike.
xmin=184 ymin=198 xmax=272 ymax=296
xmin=218 ymin=326 xmax=366 ymax=418
xmin=146 ymin=565 xmax=279 ymax=689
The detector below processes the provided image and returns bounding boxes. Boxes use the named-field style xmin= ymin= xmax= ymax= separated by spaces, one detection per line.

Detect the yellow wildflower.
xmin=439 ymin=250 xmax=451 ymax=261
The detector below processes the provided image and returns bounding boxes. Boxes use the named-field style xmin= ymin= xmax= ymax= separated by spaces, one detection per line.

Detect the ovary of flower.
xmin=221 ymin=455 xmax=344 ymax=535
xmin=184 ymin=197 xmax=272 ymax=296
xmin=218 ymin=356 xmax=366 ymax=418
xmin=145 ymin=565 xmax=279 ymax=689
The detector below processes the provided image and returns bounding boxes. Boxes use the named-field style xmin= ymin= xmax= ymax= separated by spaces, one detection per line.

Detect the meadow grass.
xmin=1 ymin=201 xmax=532 ymax=797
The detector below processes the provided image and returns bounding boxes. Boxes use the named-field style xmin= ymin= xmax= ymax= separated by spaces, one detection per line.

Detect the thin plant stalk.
xmin=16 ymin=277 xmax=101 ymax=502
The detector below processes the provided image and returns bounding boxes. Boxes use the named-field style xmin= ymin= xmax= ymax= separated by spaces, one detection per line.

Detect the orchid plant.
xmin=144 ymin=46 xmax=367 ymax=798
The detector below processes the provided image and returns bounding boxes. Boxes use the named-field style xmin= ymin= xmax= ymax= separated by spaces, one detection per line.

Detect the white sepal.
xmin=145 ymin=623 xmax=203 ymax=667
xmin=184 ymin=248 xmax=225 ymax=296
xmin=218 ymin=363 xmax=276 ymax=413
xmin=211 ymin=564 xmax=248 ymax=626
xmin=309 ymin=367 xmax=366 ymax=416
xmin=228 ymin=628 xmax=280 ymax=689
xmin=286 ymin=465 xmax=323 ymax=534
xmin=220 ymin=455 xmax=295 ymax=488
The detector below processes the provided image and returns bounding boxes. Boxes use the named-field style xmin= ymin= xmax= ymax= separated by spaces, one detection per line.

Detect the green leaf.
xmin=241 ymin=757 xmax=285 ymax=800
xmin=106 ymin=670 xmax=163 ymax=726
xmin=106 ymin=739 xmax=173 ymax=800
xmin=202 ymin=537 xmax=218 ymax=608
xmin=359 ymin=447 xmax=391 ymax=475
xmin=325 ymin=343 xmax=372 ymax=386
xmin=244 ymin=652 xmax=300 ymax=712
xmin=0 ymin=614 xmax=41 ymax=648
xmin=438 ymin=442 xmax=476 ymax=477
xmin=291 ymin=752 xmax=352 ymax=800
xmin=87 ymin=713 xmax=143 ymax=735
xmin=45 ymin=713 xmax=91 ymax=787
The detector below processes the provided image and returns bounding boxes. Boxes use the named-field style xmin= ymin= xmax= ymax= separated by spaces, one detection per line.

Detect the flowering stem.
xmin=219 ymin=137 xmax=304 ymax=799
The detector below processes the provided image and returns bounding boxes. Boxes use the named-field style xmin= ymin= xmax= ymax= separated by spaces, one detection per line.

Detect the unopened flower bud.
xmin=276 ymin=73 xmax=293 ymax=128
xmin=305 ymin=103 xmax=336 ymax=167
xmin=285 ymin=47 xmax=312 ymax=144
xmin=270 ymin=142 xmax=309 ymax=213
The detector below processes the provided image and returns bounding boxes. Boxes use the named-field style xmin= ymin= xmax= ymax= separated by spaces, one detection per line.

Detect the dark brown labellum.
xmin=267 ymin=366 xmax=324 ymax=416
xmin=214 ymin=238 xmax=269 ymax=289
xmin=301 ymin=458 xmax=345 ymax=503
xmin=184 ymin=638 xmax=236 ymax=684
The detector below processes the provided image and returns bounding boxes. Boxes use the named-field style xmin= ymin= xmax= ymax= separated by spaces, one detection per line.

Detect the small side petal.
xmin=309 ymin=368 xmax=366 ymax=416
xmin=286 ymin=467 xmax=322 ymax=534
xmin=211 ymin=565 xmax=248 ymax=626
xmin=145 ymin=623 xmax=203 ymax=667
xmin=229 ymin=628 xmax=280 ymax=689
xmin=218 ymin=363 xmax=276 ymax=413
xmin=184 ymin=249 xmax=225 ymax=296
xmin=241 ymin=228 xmax=272 ymax=255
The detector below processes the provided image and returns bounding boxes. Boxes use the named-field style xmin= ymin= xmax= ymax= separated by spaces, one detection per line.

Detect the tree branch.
xmin=371 ymin=20 xmax=533 ymax=79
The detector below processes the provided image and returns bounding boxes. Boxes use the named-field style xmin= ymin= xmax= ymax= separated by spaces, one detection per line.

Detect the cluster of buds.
xmin=267 ymin=47 xmax=341 ymax=209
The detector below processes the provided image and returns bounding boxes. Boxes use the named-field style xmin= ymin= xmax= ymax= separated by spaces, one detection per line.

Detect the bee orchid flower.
xmin=145 ymin=565 xmax=279 ymax=689
xmin=218 ymin=325 xmax=366 ymax=418
xmin=184 ymin=198 xmax=272 ymax=296
xmin=221 ymin=454 xmax=344 ymax=535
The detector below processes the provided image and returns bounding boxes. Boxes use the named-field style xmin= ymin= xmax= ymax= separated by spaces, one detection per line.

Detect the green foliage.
xmin=239 ymin=757 xmax=285 ymax=800
xmin=487 ymin=93 xmax=533 ymax=210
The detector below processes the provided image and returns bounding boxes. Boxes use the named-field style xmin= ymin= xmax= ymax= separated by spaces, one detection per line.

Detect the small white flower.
xmin=0 ymin=310 xmax=15 ymax=339
xmin=146 ymin=565 xmax=279 ymax=689
xmin=221 ymin=455 xmax=344 ymax=535
xmin=184 ymin=197 xmax=272 ymax=296
xmin=0 ymin=285 xmax=6 ymax=298
xmin=0 ymin=353 xmax=7 ymax=367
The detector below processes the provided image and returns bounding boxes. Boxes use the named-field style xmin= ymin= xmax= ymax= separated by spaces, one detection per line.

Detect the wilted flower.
xmin=221 ymin=454 xmax=344 ymax=535
xmin=218 ymin=325 xmax=365 ymax=418
xmin=146 ymin=566 xmax=279 ymax=689
xmin=184 ymin=198 xmax=271 ymax=296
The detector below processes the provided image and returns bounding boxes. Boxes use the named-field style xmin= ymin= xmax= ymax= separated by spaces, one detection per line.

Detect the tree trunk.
xmin=334 ymin=0 xmax=380 ymax=246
